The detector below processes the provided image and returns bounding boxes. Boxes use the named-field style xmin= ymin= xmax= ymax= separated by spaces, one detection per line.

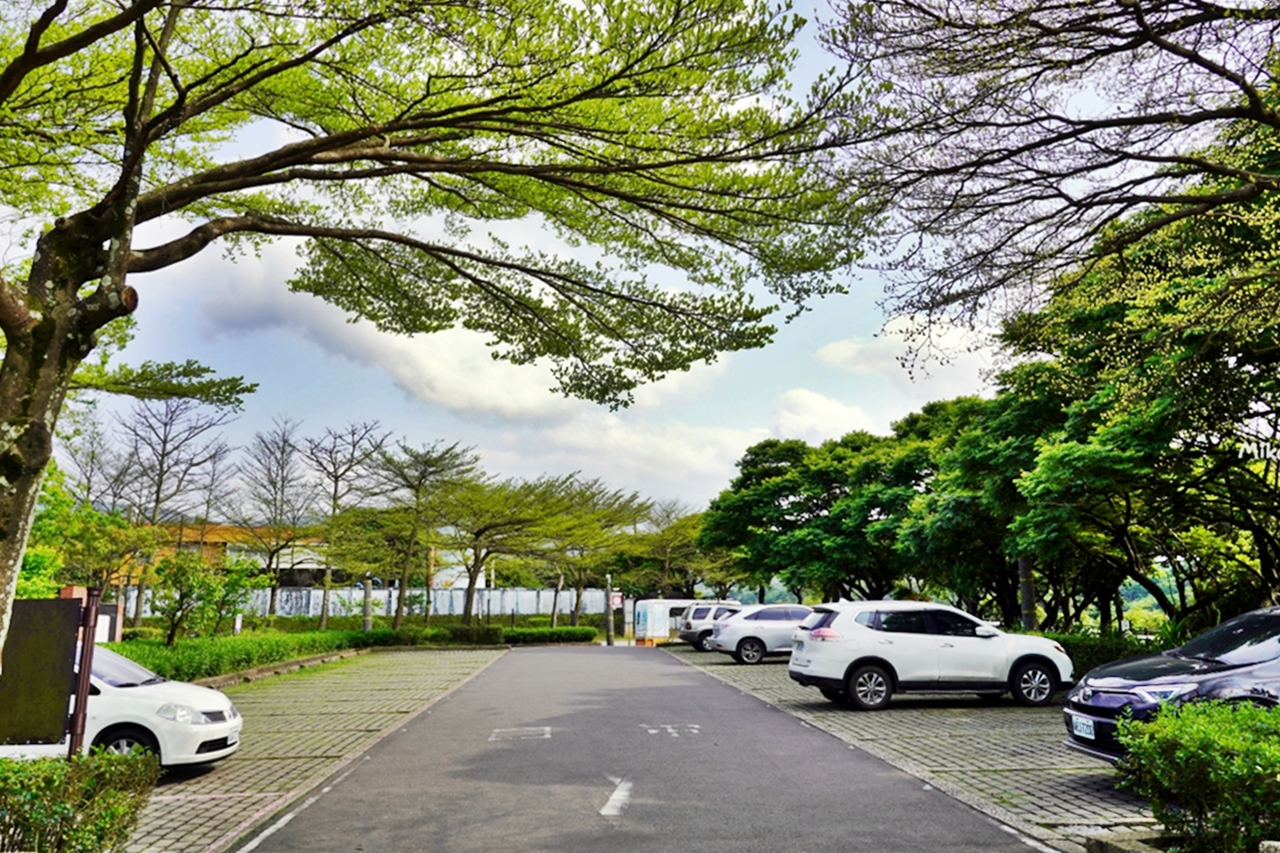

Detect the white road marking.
xmin=488 ymin=727 xmax=552 ymax=741
xmin=639 ymin=724 xmax=700 ymax=737
xmin=600 ymin=777 xmax=632 ymax=816
xmin=236 ymin=763 xmax=361 ymax=853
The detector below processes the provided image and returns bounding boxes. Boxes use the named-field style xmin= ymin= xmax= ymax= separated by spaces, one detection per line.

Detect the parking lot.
xmin=664 ymin=645 xmax=1155 ymax=853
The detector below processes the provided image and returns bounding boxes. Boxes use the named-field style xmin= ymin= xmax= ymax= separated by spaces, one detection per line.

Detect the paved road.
xmin=234 ymin=647 xmax=1030 ymax=853
xmin=664 ymin=646 xmax=1153 ymax=853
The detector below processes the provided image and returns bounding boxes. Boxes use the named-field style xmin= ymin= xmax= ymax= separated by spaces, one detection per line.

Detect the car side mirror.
xmin=975 ymin=625 xmax=999 ymax=638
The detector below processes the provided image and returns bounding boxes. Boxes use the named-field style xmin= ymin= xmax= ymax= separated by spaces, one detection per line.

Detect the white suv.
xmin=712 ymin=604 xmax=813 ymax=664
xmin=788 ymin=601 xmax=1073 ymax=709
xmin=677 ymin=601 xmax=743 ymax=651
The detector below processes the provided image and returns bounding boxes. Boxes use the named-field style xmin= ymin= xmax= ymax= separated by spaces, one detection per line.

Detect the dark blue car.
xmin=1064 ymin=607 xmax=1280 ymax=760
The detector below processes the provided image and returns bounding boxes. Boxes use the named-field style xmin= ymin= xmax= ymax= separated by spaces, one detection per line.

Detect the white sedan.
xmin=0 ymin=646 xmax=242 ymax=766
xmin=788 ymin=600 xmax=1073 ymax=709
xmin=712 ymin=604 xmax=813 ymax=664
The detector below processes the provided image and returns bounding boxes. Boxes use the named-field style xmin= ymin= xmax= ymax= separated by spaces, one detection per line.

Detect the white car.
xmin=788 ymin=601 xmax=1073 ymax=710
xmin=712 ymin=604 xmax=813 ymax=664
xmin=0 ymin=646 xmax=243 ymax=766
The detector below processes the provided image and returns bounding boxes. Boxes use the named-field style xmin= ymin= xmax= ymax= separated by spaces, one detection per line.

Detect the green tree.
xmin=152 ymin=551 xmax=218 ymax=646
xmin=0 ymin=0 xmax=875 ymax=666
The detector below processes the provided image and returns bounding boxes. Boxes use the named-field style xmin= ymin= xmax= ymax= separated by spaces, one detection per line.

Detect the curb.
xmin=198 ymin=647 xmax=509 ymax=853
xmin=661 ymin=649 xmax=1090 ymax=853
xmin=193 ymin=649 xmax=371 ymax=690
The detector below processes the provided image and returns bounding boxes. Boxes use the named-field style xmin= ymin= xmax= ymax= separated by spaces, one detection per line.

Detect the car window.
xmin=91 ymin=645 xmax=165 ymax=687
xmin=1178 ymin=611 xmax=1280 ymax=666
xmin=878 ymin=610 xmax=929 ymax=634
xmin=712 ymin=607 xmax=735 ymax=619
xmin=801 ymin=610 xmax=838 ymax=630
xmin=787 ymin=607 xmax=812 ymax=621
xmin=743 ymin=610 xmax=762 ymax=621
xmin=854 ymin=610 xmax=876 ymax=627
xmin=691 ymin=606 xmax=711 ymax=620
xmin=930 ymin=610 xmax=980 ymax=637
xmin=756 ymin=608 xmax=789 ymax=621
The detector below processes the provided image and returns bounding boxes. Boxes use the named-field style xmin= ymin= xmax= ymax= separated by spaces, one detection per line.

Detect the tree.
xmin=0 ymin=0 xmax=874 ymax=666
xmin=152 ymin=551 xmax=218 ymax=646
xmin=436 ymin=476 xmax=572 ymax=625
xmin=374 ymin=441 xmax=478 ymax=629
xmin=303 ymin=422 xmax=388 ymax=629
xmin=825 ymin=1 xmax=1280 ymax=327
xmin=227 ymin=418 xmax=316 ymax=616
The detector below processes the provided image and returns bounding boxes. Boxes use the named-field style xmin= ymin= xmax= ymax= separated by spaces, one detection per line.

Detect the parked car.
xmin=0 ymin=645 xmax=243 ymax=766
xmin=677 ymin=601 xmax=743 ymax=651
xmin=712 ymin=604 xmax=813 ymax=663
xmin=788 ymin=601 xmax=1074 ymax=710
xmin=1064 ymin=606 xmax=1280 ymax=760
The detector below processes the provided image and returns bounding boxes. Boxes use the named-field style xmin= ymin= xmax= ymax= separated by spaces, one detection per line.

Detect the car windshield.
xmin=800 ymin=610 xmax=837 ymax=630
xmin=91 ymin=645 xmax=165 ymax=687
xmin=1178 ymin=611 xmax=1280 ymax=666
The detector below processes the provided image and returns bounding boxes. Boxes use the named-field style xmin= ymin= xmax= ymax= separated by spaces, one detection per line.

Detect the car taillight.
xmin=810 ymin=628 xmax=842 ymax=641
xmin=684 ymin=621 xmax=692 ymax=629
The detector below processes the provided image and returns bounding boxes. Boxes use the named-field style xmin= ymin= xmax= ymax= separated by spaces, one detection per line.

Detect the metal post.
xmin=605 ymin=574 xmax=615 ymax=647
xmin=68 ymin=587 xmax=102 ymax=758
xmin=363 ymin=573 xmax=373 ymax=632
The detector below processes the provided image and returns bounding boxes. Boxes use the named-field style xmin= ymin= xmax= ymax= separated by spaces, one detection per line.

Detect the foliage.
xmin=0 ymin=751 xmax=161 ymax=853
xmin=443 ymin=625 xmax=505 ymax=645
xmin=505 ymin=627 xmax=598 ymax=644
xmin=1039 ymin=633 xmax=1157 ymax=680
xmin=15 ymin=547 xmax=61 ymax=600
xmin=151 ymin=552 xmax=220 ymax=647
xmin=108 ymin=632 xmax=371 ymax=681
xmin=1119 ymin=702 xmax=1280 ymax=853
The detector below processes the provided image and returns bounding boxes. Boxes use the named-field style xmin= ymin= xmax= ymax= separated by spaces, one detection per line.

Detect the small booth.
xmin=633 ymin=598 xmax=702 ymax=646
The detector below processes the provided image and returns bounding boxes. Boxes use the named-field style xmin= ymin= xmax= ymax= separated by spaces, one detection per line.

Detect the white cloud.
xmin=771 ymin=389 xmax=879 ymax=444
xmin=816 ymin=316 xmax=995 ymax=401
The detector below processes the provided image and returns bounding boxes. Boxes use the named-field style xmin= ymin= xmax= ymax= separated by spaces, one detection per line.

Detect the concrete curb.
xmin=662 ymin=648 xmax=1089 ymax=853
xmin=192 ymin=649 xmax=371 ymax=690
xmin=199 ymin=648 xmax=509 ymax=853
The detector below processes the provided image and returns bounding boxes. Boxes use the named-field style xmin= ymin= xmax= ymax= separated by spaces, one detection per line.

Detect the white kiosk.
xmin=633 ymin=598 xmax=702 ymax=646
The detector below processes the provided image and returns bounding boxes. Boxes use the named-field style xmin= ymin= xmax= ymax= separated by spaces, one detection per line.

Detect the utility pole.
xmin=605 ymin=573 xmax=615 ymax=647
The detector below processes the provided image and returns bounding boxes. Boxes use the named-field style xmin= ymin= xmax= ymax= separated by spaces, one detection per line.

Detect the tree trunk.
xmin=550 ymin=570 xmax=563 ymax=628
xmin=571 ymin=579 xmax=585 ymax=626
xmin=132 ymin=571 xmax=150 ymax=627
xmin=319 ymin=568 xmax=332 ymax=630
xmin=461 ymin=563 xmax=481 ymax=625
xmin=1018 ymin=557 xmax=1037 ymax=632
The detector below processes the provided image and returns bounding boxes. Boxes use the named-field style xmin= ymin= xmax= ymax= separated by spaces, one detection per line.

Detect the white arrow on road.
xmin=600 ymin=776 xmax=632 ymax=816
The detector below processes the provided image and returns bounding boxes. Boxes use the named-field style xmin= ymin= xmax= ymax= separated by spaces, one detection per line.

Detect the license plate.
xmin=1071 ymin=714 xmax=1095 ymax=740
xmin=227 ymin=730 xmax=240 ymax=746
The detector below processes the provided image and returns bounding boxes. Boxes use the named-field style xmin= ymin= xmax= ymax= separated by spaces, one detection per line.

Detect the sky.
xmin=90 ymin=19 xmax=997 ymax=510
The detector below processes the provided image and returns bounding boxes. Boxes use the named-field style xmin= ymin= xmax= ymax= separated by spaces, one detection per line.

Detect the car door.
xmin=873 ymin=610 xmax=938 ymax=685
xmin=928 ymin=609 xmax=1004 ymax=683
xmin=757 ymin=607 xmax=797 ymax=650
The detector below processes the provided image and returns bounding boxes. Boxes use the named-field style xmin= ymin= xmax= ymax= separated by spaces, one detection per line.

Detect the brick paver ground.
xmin=664 ymin=645 xmax=1155 ymax=853
xmin=128 ymin=648 xmax=505 ymax=853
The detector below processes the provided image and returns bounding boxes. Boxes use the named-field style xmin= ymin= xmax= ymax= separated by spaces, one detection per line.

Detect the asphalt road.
xmin=233 ymin=647 xmax=1031 ymax=853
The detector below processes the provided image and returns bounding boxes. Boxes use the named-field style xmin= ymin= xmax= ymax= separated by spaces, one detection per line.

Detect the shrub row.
xmin=1039 ymin=632 xmax=1157 ymax=677
xmin=1119 ymin=701 xmax=1280 ymax=853
xmin=0 ymin=752 xmax=160 ymax=853
xmin=505 ymin=627 xmax=598 ymax=644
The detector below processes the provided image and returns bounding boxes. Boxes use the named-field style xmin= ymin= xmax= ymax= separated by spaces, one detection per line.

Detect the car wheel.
xmin=819 ymin=687 xmax=847 ymax=704
xmin=847 ymin=665 xmax=892 ymax=711
xmin=93 ymin=725 xmax=161 ymax=760
xmin=735 ymin=637 xmax=766 ymax=664
xmin=696 ymin=632 xmax=715 ymax=652
xmin=1011 ymin=661 xmax=1056 ymax=707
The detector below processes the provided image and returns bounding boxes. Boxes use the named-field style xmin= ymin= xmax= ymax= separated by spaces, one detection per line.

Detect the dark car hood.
xmin=1084 ymin=651 xmax=1239 ymax=685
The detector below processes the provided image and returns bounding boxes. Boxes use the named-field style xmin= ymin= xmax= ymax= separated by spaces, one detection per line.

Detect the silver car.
xmin=712 ymin=603 xmax=813 ymax=664
xmin=677 ymin=601 xmax=743 ymax=651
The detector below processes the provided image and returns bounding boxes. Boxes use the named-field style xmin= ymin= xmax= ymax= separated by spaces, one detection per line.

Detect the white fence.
xmin=129 ymin=586 xmax=607 ymax=618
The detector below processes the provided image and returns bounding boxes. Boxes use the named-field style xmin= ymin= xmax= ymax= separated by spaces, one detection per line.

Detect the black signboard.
xmin=0 ymin=599 xmax=81 ymax=744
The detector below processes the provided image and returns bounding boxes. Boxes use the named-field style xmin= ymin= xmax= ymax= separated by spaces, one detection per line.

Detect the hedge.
xmin=444 ymin=625 xmax=504 ymax=644
xmin=505 ymin=627 xmax=598 ymax=644
xmin=1119 ymin=701 xmax=1280 ymax=853
xmin=1039 ymin=632 xmax=1158 ymax=678
xmin=0 ymin=752 xmax=160 ymax=853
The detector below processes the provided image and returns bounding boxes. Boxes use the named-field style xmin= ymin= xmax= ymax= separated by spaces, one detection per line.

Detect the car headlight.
xmin=228 ymin=703 xmax=240 ymax=720
xmin=157 ymin=703 xmax=211 ymax=725
xmin=1133 ymin=683 xmax=1197 ymax=704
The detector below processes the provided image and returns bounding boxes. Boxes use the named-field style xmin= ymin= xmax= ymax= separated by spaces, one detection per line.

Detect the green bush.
xmin=0 ymin=752 xmax=160 ymax=853
xmin=505 ymin=627 xmax=598 ymax=644
xmin=444 ymin=625 xmax=504 ymax=644
xmin=1040 ymin=632 xmax=1157 ymax=677
xmin=108 ymin=632 xmax=363 ymax=680
xmin=120 ymin=627 xmax=163 ymax=642
xmin=1118 ymin=701 xmax=1280 ymax=853
xmin=524 ymin=615 xmax=551 ymax=628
